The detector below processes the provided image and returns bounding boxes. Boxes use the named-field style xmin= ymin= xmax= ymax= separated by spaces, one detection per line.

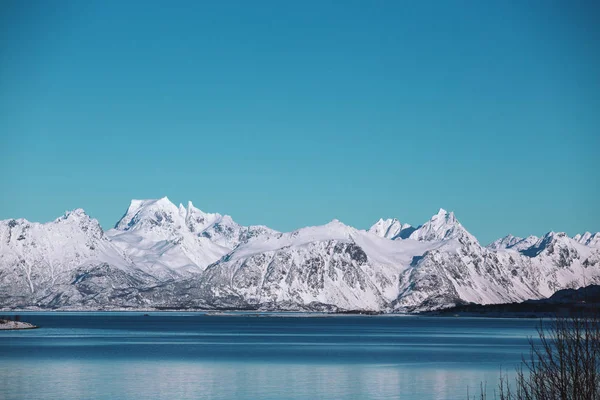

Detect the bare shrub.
xmin=471 ymin=315 xmax=600 ymax=400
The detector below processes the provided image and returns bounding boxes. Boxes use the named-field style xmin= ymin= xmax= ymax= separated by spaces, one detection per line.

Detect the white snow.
xmin=573 ymin=232 xmax=600 ymax=248
xmin=1 ymin=198 xmax=598 ymax=312
xmin=407 ymin=208 xmax=478 ymax=243
xmin=107 ymin=197 xmax=277 ymax=278
xmin=487 ymin=234 xmax=539 ymax=251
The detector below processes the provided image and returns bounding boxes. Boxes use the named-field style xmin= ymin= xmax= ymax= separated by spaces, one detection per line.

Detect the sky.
xmin=1 ymin=0 xmax=598 ymax=244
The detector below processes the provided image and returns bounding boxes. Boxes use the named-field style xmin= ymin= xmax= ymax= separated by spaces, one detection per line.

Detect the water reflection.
xmin=0 ymin=314 xmax=533 ymax=399
xmin=1 ymin=359 xmax=515 ymax=400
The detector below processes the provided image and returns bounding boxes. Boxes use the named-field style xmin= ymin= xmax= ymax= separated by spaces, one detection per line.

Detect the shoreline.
xmin=0 ymin=309 xmax=546 ymax=319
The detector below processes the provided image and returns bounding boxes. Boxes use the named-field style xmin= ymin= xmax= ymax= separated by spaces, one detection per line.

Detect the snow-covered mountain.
xmin=194 ymin=220 xmax=440 ymax=311
xmin=407 ymin=208 xmax=477 ymax=244
xmin=368 ymin=218 xmax=414 ymax=240
xmin=574 ymin=232 xmax=600 ymax=248
xmin=487 ymin=234 xmax=539 ymax=251
xmin=106 ymin=197 xmax=277 ymax=279
xmin=0 ymin=209 xmax=155 ymax=308
xmin=393 ymin=231 xmax=599 ymax=312
xmin=1 ymin=199 xmax=599 ymax=312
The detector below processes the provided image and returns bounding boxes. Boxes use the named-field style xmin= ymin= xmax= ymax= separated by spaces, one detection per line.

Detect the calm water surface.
xmin=0 ymin=312 xmax=540 ymax=399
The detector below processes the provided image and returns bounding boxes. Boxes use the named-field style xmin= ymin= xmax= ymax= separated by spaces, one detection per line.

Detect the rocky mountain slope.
xmin=0 ymin=209 xmax=153 ymax=308
xmin=1 ymin=199 xmax=598 ymax=312
xmin=426 ymin=284 xmax=600 ymax=317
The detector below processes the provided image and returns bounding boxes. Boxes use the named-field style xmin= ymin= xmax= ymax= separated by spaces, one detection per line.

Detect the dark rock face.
xmin=343 ymin=243 xmax=368 ymax=264
xmin=181 ymin=239 xmax=388 ymax=311
xmin=32 ymin=263 xmax=157 ymax=310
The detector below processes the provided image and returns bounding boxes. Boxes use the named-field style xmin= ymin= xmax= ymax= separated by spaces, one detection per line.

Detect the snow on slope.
xmin=194 ymin=212 xmax=600 ymax=312
xmin=368 ymin=218 xmax=414 ymax=240
xmin=191 ymin=220 xmax=437 ymax=310
xmin=107 ymin=197 xmax=277 ymax=279
xmin=393 ymin=234 xmax=600 ymax=312
xmin=197 ymin=220 xmax=442 ymax=310
xmin=487 ymin=235 xmax=539 ymax=251
xmin=574 ymin=232 xmax=600 ymax=248
xmin=487 ymin=234 xmax=524 ymax=250
xmin=1 ymin=200 xmax=599 ymax=312
xmin=0 ymin=209 xmax=151 ymax=307
xmin=368 ymin=212 xmax=600 ymax=312
xmin=407 ymin=208 xmax=477 ymax=244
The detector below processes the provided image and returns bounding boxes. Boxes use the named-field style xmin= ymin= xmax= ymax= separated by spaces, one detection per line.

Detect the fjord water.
xmin=0 ymin=313 xmax=539 ymax=400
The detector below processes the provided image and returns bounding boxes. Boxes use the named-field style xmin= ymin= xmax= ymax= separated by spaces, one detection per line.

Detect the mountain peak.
xmin=322 ymin=219 xmax=354 ymax=232
xmin=520 ymin=231 xmax=578 ymax=258
xmin=434 ymin=208 xmax=455 ymax=222
xmin=573 ymin=232 xmax=600 ymax=248
xmin=368 ymin=218 xmax=406 ymax=239
xmin=408 ymin=209 xmax=476 ymax=243
xmin=64 ymin=208 xmax=87 ymax=218
xmin=126 ymin=197 xmax=174 ymax=213
xmin=487 ymin=234 xmax=539 ymax=251
xmin=51 ymin=208 xmax=105 ymax=240
xmin=115 ymin=197 xmax=180 ymax=231
xmin=2 ymin=199 xmax=599 ymax=313
xmin=56 ymin=208 xmax=93 ymax=224
xmin=487 ymin=234 xmax=523 ymax=250
xmin=543 ymin=231 xmax=568 ymax=241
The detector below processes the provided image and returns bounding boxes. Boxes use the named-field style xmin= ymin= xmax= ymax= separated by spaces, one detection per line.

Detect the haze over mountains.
xmin=1 ymin=197 xmax=598 ymax=312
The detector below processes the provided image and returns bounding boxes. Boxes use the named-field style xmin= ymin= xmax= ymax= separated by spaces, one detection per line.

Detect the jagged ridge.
xmin=1 ymin=199 xmax=599 ymax=312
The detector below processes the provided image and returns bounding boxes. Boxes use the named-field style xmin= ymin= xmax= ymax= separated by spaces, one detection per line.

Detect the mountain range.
xmin=1 ymin=197 xmax=598 ymax=312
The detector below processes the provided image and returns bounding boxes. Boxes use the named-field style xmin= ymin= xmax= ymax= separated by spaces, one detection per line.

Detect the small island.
xmin=0 ymin=317 xmax=38 ymax=330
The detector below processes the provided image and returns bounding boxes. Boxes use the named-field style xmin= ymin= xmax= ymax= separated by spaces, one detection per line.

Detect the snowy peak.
xmin=57 ymin=208 xmax=88 ymax=221
xmin=0 ymin=208 xmax=137 ymax=296
xmin=369 ymin=218 xmax=401 ymax=238
xmin=368 ymin=218 xmax=415 ymax=240
xmin=106 ymin=198 xmax=280 ymax=277
xmin=487 ymin=234 xmax=539 ymax=252
xmin=112 ymin=197 xmax=278 ymax=246
xmin=2 ymin=208 xmax=107 ymax=249
xmin=53 ymin=208 xmax=105 ymax=240
xmin=292 ymin=219 xmax=357 ymax=242
xmin=2 ymin=200 xmax=599 ymax=313
xmin=574 ymin=232 xmax=600 ymax=248
xmin=521 ymin=231 xmax=577 ymax=258
xmin=114 ymin=197 xmax=224 ymax=238
xmin=487 ymin=234 xmax=523 ymax=250
xmin=408 ymin=208 xmax=476 ymax=244
xmin=513 ymin=235 xmax=540 ymax=251
xmin=437 ymin=208 xmax=452 ymax=219
xmin=228 ymin=219 xmax=358 ymax=260
xmin=109 ymin=198 xmax=234 ymax=274
xmin=56 ymin=208 xmax=94 ymax=225
xmin=183 ymin=201 xmax=222 ymax=234
xmin=114 ymin=197 xmax=181 ymax=232
xmin=199 ymin=214 xmax=244 ymax=248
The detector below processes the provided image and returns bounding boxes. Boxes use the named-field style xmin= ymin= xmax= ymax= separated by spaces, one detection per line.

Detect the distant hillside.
xmin=424 ymin=285 xmax=600 ymax=317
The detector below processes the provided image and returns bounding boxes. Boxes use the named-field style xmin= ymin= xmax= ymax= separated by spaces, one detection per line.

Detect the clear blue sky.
xmin=1 ymin=0 xmax=598 ymax=244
